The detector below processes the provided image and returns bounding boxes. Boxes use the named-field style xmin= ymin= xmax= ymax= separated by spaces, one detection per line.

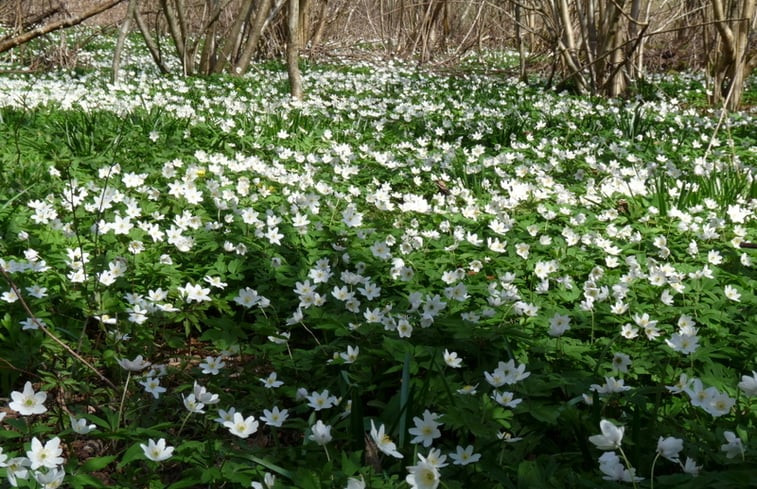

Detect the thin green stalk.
xmin=618 ymin=447 xmax=639 ymax=489
xmin=398 ymin=352 xmax=412 ymax=447
xmin=323 ymin=445 xmax=331 ymax=462
xmin=117 ymin=371 xmax=132 ymax=429
xmin=177 ymin=411 xmax=193 ymax=437
xmin=429 ymin=349 xmax=456 ymax=406
xmin=649 ymin=452 xmax=661 ymax=489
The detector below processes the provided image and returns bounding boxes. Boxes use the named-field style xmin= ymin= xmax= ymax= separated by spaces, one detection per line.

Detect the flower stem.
xmin=618 ymin=447 xmax=639 ymax=489
xmin=177 ymin=412 xmax=193 ymax=437
xmin=649 ymin=452 xmax=661 ymax=489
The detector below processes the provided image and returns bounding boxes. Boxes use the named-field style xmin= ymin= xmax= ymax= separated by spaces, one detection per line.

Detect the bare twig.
xmin=0 ymin=0 xmax=126 ymax=54
xmin=0 ymin=266 xmax=117 ymax=390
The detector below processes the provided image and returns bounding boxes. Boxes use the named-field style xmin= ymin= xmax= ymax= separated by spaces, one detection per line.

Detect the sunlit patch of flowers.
xmin=0 ymin=45 xmax=754 ymax=488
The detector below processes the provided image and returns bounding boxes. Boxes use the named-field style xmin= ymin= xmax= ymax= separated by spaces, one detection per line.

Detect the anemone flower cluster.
xmin=0 ymin=42 xmax=754 ymax=488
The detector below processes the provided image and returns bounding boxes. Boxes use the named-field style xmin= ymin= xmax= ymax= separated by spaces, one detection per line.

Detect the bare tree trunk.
xmin=160 ymin=0 xmax=186 ymax=72
xmin=636 ymin=0 xmax=652 ymax=76
xmin=555 ymin=0 xmax=588 ymax=92
xmin=234 ymin=0 xmax=276 ymax=75
xmin=174 ymin=0 xmax=192 ymax=74
xmin=310 ymin=0 xmax=331 ymax=53
xmin=287 ymin=0 xmax=304 ymax=99
xmin=710 ymin=0 xmax=756 ymax=109
xmin=299 ymin=0 xmax=311 ymax=47
xmin=112 ymin=0 xmax=139 ymax=83
xmin=576 ymin=0 xmax=598 ymax=89
xmin=515 ymin=0 xmax=527 ymax=81
xmin=199 ymin=0 xmax=219 ymax=73
xmin=602 ymin=2 xmax=626 ymax=96
xmin=133 ymin=4 xmax=169 ymax=73
xmin=213 ymin=0 xmax=254 ymax=73
xmin=0 ymin=0 xmax=126 ymax=54
xmin=395 ymin=0 xmax=405 ymax=54
xmin=627 ymin=0 xmax=642 ymax=77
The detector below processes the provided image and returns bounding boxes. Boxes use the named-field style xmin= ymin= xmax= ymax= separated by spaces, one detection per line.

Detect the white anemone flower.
xmin=589 ymin=419 xmax=624 ymax=450
xmin=9 ymin=381 xmax=47 ymax=416
xmin=370 ymin=420 xmax=403 ymax=458
xmin=140 ymin=438 xmax=174 ymax=462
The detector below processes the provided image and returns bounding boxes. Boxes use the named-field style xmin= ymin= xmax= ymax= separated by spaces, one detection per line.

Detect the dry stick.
xmin=0 ymin=356 xmax=37 ymax=378
xmin=0 ymin=0 xmax=126 ymax=54
xmin=703 ymin=71 xmax=737 ymax=160
xmin=0 ymin=266 xmax=117 ymax=390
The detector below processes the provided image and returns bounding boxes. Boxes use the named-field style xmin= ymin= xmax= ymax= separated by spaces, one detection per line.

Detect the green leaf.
xmin=200 ymin=466 xmax=222 ymax=483
xmin=167 ymin=479 xmax=204 ymax=489
xmin=341 ymin=449 xmax=362 ymax=477
xmin=349 ymin=388 xmax=365 ymax=452
xmin=294 ymin=468 xmax=321 ymax=489
xmin=67 ymin=473 xmax=107 ymax=489
xmin=0 ymin=428 xmax=22 ymax=440
xmin=80 ymin=455 xmax=116 ymax=473
xmin=398 ymin=351 xmax=411 ymax=447
xmin=237 ymin=454 xmax=294 ymax=480
xmin=524 ymin=401 xmax=562 ymax=425
xmin=517 ymin=460 xmax=547 ymax=488
xmin=117 ymin=443 xmax=145 ymax=468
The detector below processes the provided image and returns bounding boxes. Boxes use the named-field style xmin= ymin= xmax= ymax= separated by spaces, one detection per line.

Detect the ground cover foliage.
xmin=0 ymin=41 xmax=756 ymax=489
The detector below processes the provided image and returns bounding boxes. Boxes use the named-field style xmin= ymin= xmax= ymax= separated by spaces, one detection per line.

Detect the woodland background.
xmin=0 ymin=0 xmax=755 ymax=108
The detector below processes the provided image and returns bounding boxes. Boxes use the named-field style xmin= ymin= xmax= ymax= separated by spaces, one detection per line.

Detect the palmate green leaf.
xmin=522 ymin=400 xmax=563 ymax=425
xmin=200 ymin=466 xmax=222 ymax=483
xmin=294 ymin=468 xmax=322 ymax=489
xmin=698 ymin=360 xmax=738 ymax=390
xmin=201 ymin=316 xmax=245 ymax=345
xmin=516 ymin=459 xmax=552 ymax=489
xmin=340 ymin=449 xmax=363 ymax=476
xmin=221 ymin=461 xmax=256 ymax=484
xmin=661 ymin=468 xmax=757 ymax=489
xmin=444 ymin=396 xmax=506 ymax=437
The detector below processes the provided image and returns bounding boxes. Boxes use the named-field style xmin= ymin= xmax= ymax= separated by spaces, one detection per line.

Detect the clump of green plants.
xmin=0 ymin=42 xmax=755 ymax=489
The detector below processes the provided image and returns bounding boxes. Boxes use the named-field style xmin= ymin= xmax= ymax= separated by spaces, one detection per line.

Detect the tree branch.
xmin=0 ymin=266 xmax=117 ymax=390
xmin=0 ymin=0 xmax=126 ymax=54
